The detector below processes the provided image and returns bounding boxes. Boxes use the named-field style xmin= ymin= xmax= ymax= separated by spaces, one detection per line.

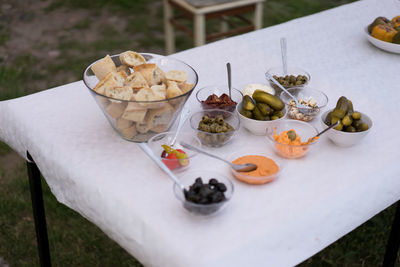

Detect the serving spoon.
xmin=180 ymin=141 xmax=257 ymax=172
xmin=310 ymin=121 xmax=339 ymax=141
xmin=139 ymin=143 xmax=186 ymax=192
xmin=280 ymin=37 xmax=288 ymax=75
xmin=226 ymin=62 xmax=232 ymax=99
xmin=170 ymin=104 xmax=191 ymax=147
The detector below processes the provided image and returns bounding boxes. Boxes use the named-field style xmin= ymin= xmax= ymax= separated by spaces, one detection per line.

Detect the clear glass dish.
xmin=189 ymin=109 xmax=240 ymax=147
xmin=173 ymin=170 xmax=234 ymax=216
xmin=195 ymin=84 xmax=242 ymax=113
xmin=280 ymin=87 xmax=328 ymax=122
xmin=266 ymin=119 xmax=319 ymax=159
xmin=147 ymin=131 xmax=201 ymax=172
xmin=265 ymin=66 xmax=311 ymax=96
xmin=83 ymin=53 xmax=199 ymax=142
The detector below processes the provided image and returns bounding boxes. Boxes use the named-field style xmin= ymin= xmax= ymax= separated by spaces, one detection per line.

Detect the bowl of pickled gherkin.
xmin=236 ymin=90 xmax=286 ymax=135
xmin=190 ymin=109 xmax=240 ymax=147
xmin=321 ymin=96 xmax=372 ymax=147
xmin=265 ymin=66 xmax=310 ymax=96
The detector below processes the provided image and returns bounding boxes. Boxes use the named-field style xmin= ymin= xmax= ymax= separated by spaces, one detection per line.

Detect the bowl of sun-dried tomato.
xmin=196 ymin=85 xmax=243 ymax=112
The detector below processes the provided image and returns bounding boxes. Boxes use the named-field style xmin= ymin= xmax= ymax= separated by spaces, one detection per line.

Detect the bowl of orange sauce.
xmin=230 ymin=154 xmax=282 ymax=184
xmin=266 ymin=119 xmax=319 ymax=159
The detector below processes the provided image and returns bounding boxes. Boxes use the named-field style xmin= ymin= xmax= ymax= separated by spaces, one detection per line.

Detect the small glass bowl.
xmin=147 ymin=131 xmax=202 ymax=172
xmin=265 ymin=66 xmax=311 ymax=96
xmin=230 ymin=154 xmax=283 ymax=185
xmin=266 ymin=120 xmax=319 ymax=159
xmin=190 ymin=109 xmax=240 ymax=147
xmin=236 ymin=102 xmax=286 ymax=136
xmin=173 ymin=170 xmax=234 ymax=216
xmin=196 ymin=85 xmax=243 ymax=112
xmin=280 ymin=87 xmax=328 ymax=122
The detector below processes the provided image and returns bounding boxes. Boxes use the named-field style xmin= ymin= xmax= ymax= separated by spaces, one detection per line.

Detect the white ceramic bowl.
xmin=321 ymin=110 xmax=373 ymax=147
xmin=236 ymin=102 xmax=286 ymax=135
xmin=365 ymin=27 xmax=400 ymax=54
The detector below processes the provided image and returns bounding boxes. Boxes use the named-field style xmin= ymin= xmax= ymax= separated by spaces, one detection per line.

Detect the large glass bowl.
xmin=83 ymin=53 xmax=198 ymax=142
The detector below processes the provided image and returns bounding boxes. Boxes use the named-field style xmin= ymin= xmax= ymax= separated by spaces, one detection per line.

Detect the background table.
xmin=1 ymin=0 xmax=400 ymax=266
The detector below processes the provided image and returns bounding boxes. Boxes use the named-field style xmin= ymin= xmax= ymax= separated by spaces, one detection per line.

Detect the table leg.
xmin=27 ymin=152 xmax=52 ymax=267
xmin=383 ymin=201 xmax=400 ymax=267
xmin=254 ymin=2 xmax=264 ymax=30
xmin=194 ymin=14 xmax=205 ymax=47
xmin=164 ymin=0 xmax=175 ymax=55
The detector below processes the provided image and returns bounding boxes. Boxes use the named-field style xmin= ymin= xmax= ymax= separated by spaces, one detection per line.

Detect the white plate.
xmin=365 ymin=27 xmax=400 ymax=54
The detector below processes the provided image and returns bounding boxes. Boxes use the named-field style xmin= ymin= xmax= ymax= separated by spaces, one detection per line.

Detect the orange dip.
xmin=232 ymin=155 xmax=279 ymax=185
xmin=273 ymin=128 xmax=318 ymax=158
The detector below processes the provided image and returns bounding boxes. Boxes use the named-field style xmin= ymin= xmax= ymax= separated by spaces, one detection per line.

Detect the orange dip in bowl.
xmin=231 ymin=155 xmax=279 ymax=184
xmin=273 ymin=128 xmax=318 ymax=158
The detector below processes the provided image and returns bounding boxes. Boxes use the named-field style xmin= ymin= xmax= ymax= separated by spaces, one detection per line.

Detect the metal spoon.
xmin=265 ymin=72 xmax=311 ymax=111
xmin=226 ymin=62 xmax=232 ymax=99
xmin=139 ymin=143 xmax=186 ymax=192
xmin=308 ymin=121 xmax=339 ymax=143
xmin=170 ymin=104 xmax=191 ymax=147
xmin=180 ymin=141 xmax=257 ymax=172
xmin=280 ymin=37 xmax=288 ymax=75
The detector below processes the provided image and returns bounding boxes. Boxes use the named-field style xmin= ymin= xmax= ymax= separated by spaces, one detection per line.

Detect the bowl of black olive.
xmin=189 ymin=109 xmax=240 ymax=147
xmin=173 ymin=170 xmax=234 ymax=216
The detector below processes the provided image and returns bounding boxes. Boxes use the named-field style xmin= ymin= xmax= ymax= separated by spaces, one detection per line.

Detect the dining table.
xmin=1 ymin=0 xmax=400 ymax=266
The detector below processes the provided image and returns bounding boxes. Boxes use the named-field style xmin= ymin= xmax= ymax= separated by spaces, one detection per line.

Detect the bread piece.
xmin=179 ymin=82 xmax=194 ymax=94
xmin=116 ymin=117 xmax=134 ymax=130
xmin=166 ymin=70 xmax=188 ymax=83
xmin=116 ymin=65 xmax=131 ymax=76
xmin=122 ymin=109 xmax=147 ymax=123
xmin=152 ymin=67 xmax=167 ymax=85
xmin=136 ymin=103 xmax=173 ymax=134
xmin=166 ymin=81 xmax=183 ymax=99
xmin=105 ymin=102 xmax=127 ymax=119
xmin=120 ymin=51 xmax=146 ymax=67
xmin=134 ymin=87 xmax=166 ymax=109
xmin=120 ymin=124 xmax=137 ymax=139
xmin=104 ymin=85 xmax=133 ymax=101
xmin=124 ymin=72 xmax=148 ymax=89
xmin=93 ymin=72 xmax=118 ymax=95
xmin=91 ymin=55 xmax=117 ymax=80
xmin=134 ymin=64 xmax=156 ymax=86
xmin=150 ymin=84 xmax=167 ymax=100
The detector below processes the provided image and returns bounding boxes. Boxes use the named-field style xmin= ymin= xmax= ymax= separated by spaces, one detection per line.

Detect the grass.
xmin=1 ymin=0 xmax=399 ymax=266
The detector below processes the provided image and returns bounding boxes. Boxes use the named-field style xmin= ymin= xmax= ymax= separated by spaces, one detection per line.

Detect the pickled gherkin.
xmin=352 ymin=112 xmax=362 ymax=120
xmin=253 ymin=106 xmax=265 ymax=120
xmin=256 ymin=103 xmax=273 ymax=116
xmin=341 ymin=115 xmax=353 ymax=126
xmin=242 ymin=95 xmax=256 ymax=111
xmin=252 ymin=90 xmax=284 ymax=111
xmin=328 ymin=96 xmax=370 ymax=133
xmin=240 ymin=108 xmax=253 ymax=118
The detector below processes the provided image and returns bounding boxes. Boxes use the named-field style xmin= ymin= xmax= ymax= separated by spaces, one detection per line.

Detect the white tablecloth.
xmin=1 ymin=0 xmax=400 ymax=266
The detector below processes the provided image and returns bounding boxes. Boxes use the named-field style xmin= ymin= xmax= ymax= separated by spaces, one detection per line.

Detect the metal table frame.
xmin=25 ymin=150 xmax=399 ymax=267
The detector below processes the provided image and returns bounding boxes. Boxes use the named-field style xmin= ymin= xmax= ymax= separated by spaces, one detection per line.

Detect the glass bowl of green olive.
xmin=265 ymin=66 xmax=310 ymax=96
xmin=189 ymin=109 xmax=240 ymax=147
